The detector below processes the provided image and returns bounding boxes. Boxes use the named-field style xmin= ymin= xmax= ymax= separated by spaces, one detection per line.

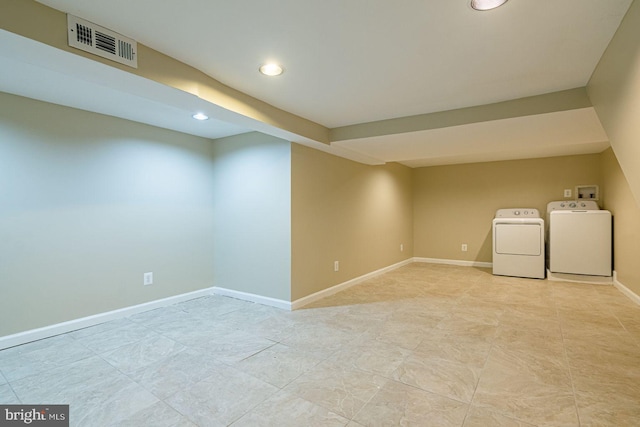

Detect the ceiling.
xmin=1 ymin=0 xmax=634 ymax=167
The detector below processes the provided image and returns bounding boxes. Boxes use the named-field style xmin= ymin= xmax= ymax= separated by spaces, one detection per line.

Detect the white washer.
xmin=493 ymin=208 xmax=545 ymax=279
xmin=547 ymin=201 xmax=612 ymax=277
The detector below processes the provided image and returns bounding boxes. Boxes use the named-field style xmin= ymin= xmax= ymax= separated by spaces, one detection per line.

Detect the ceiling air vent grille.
xmin=67 ymin=14 xmax=138 ymax=68
xmin=95 ymin=31 xmax=116 ymax=55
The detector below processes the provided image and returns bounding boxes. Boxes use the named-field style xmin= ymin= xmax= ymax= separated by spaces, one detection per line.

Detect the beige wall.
xmin=587 ymin=0 xmax=640 ymax=295
xmin=0 ymin=93 xmax=215 ymax=336
xmin=601 ymin=148 xmax=640 ymax=295
xmin=588 ymin=0 xmax=640 ymax=206
xmin=413 ymin=154 xmax=603 ymax=263
xmin=291 ymin=144 xmax=413 ymax=301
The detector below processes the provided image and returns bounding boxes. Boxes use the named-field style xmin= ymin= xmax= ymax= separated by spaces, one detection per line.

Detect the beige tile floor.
xmin=1 ymin=263 xmax=640 ymax=426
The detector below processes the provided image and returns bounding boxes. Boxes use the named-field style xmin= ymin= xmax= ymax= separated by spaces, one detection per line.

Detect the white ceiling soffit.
xmin=35 ymin=0 xmax=633 ymax=128
xmin=0 ymin=29 xmax=384 ymax=165
xmin=0 ymin=30 xmax=249 ymax=140
xmin=333 ymin=108 xmax=610 ymax=168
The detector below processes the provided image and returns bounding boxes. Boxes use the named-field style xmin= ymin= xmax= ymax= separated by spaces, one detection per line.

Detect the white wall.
xmin=0 ymin=92 xmax=216 ymax=337
xmin=211 ymin=132 xmax=291 ymax=302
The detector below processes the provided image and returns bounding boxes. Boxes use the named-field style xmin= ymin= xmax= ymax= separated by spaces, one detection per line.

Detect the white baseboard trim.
xmin=14 ymin=258 xmax=632 ymax=350
xmin=291 ymin=258 xmax=414 ymax=310
xmin=212 ymin=287 xmax=291 ymax=311
xmin=546 ymin=269 xmax=613 ymax=285
xmin=413 ymin=257 xmax=493 ymax=269
xmin=0 ymin=288 xmax=213 ymax=351
xmin=613 ymin=271 xmax=640 ymax=306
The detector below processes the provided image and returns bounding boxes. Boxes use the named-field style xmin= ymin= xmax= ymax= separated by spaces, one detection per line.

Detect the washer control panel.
xmin=495 ymin=208 xmax=541 ymax=218
xmin=547 ymin=200 xmax=600 ymax=213
xmin=561 ymin=202 xmax=582 ymax=208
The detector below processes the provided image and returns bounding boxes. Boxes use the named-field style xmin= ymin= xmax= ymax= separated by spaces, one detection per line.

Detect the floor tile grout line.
xmin=232 ymin=340 xmax=279 ymax=364
xmin=158 ymin=392 xmax=193 ymax=425
xmin=0 ymin=369 xmax=9 ymax=385
xmin=348 ymin=377 xmax=390 ymax=424
xmin=610 ymin=310 xmax=640 ymax=348
xmin=460 ymin=318 xmax=500 ymax=427
xmin=556 ymin=295 xmax=583 ymax=427
xmin=3 ymin=376 xmax=23 ymax=404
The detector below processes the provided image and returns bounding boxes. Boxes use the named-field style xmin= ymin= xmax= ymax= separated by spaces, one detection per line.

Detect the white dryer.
xmin=547 ymin=201 xmax=612 ymax=277
xmin=493 ymin=208 xmax=545 ymax=279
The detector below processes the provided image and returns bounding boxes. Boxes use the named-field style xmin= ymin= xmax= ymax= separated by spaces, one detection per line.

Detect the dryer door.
xmin=494 ymin=223 xmax=542 ymax=256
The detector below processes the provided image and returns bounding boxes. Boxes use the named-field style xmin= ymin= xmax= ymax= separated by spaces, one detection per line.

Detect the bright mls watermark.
xmin=0 ymin=405 xmax=68 ymax=426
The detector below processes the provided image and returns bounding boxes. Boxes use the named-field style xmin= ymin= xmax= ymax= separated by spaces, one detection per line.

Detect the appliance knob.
xmin=570 ymin=202 xmax=577 ymax=208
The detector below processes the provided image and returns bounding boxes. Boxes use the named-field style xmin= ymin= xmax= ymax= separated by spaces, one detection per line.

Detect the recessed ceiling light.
xmin=471 ymin=0 xmax=508 ymax=11
xmin=259 ymin=63 xmax=284 ymax=76
xmin=192 ymin=113 xmax=209 ymax=121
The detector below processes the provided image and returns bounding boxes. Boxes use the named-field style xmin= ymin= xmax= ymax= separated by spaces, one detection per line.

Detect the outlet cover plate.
xmin=144 ymin=272 xmax=153 ymax=286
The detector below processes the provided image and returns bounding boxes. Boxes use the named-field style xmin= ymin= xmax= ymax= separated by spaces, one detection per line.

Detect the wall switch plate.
xmin=461 ymin=244 xmax=468 ymax=252
xmin=143 ymin=272 xmax=153 ymax=286
xmin=564 ymin=189 xmax=572 ymax=198
xmin=334 ymin=261 xmax=339 ymax=272
xmin=400 ymin=244 xmax=404 ymax=252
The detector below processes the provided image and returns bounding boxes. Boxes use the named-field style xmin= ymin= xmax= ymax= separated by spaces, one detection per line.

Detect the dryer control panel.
xmin=495 ymin=208 xmax=540 ymax=218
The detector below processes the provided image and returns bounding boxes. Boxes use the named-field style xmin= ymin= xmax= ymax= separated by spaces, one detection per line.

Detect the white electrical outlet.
xmin=143 ymin=272 xmax=153 ymax=286
xmin=334 ymin=261 xmax=339 ymax=272
xmin=400 ymin=244 xmax=404 ymax=252
xmin=461 ymin=244 xmax=468 ymax=252
xmin=564 ymin=189 xmax=572 ymax=198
